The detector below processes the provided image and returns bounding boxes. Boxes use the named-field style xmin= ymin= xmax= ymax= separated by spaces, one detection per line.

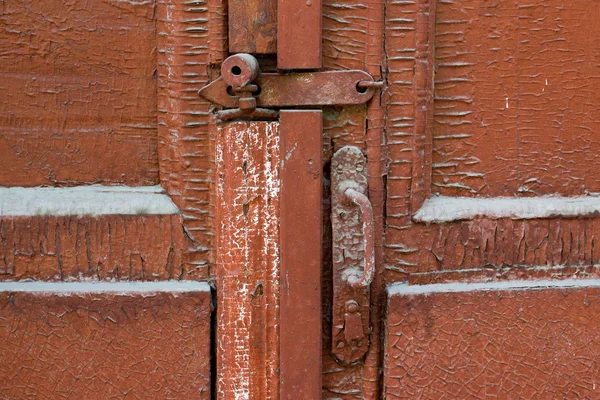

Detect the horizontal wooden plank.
xmin=0 ymin=0 xmax=156 ymax=77
xmin=0 ymin=290 xmax=211 ymax=399
xmin=386 ymin=217 xmax=600 ymax=277
xmin=0 ymin=73 xmax=158 ymax=186
xmin=0 ymin=214 xmax=207 ymax=281
xmin=385 ymin=280 xmax=600 ymax=398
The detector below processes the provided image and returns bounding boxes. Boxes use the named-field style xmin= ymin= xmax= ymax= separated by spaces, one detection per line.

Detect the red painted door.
xmin=2 ymin=0 xmax=600 ymax=399
xmin=213 ymin=0 xmax=600 ymax=398
xmin=0 ymin=1 xmax=213 ymax=398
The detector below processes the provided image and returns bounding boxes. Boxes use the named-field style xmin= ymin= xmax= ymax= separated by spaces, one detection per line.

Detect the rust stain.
xmin=228 ymin=0 xmax=277 ymax=54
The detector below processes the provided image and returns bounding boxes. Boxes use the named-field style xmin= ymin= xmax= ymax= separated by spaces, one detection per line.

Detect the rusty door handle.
xmin=331 ymin=146 xmax=373 ymax=364
xmin=342 ymin=188 xmax=375 ymax=288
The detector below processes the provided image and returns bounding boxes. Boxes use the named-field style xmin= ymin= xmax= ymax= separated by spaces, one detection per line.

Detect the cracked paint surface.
xmin=0 ymin=0 xmax=159 ymax=187
xmin=384 ymin=0 xmax=600 ymax=281
xmin=432 ymin=1 xmax=600 ymax=197
xmin=0 ymin=214 xmax=196 ymax=281
xmin=215 ymin=121 xmax=280 ymax=399
xmin=385 ymin=286 xmax=600 ymax=399
xmin=156 ymin=0 xmax=221 ymax=276
xmin=0 ymin=291 xmax=211 ymax=399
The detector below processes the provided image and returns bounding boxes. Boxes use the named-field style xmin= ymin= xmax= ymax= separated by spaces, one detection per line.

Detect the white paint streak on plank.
xmin=0 ymin=281 xmax=209 ymax=293
xmin=414 ymin=195 xmax=600 ymax=223
xmin=388 ymin=278 xmax=600 ymax=296
xmin=0 ymin=185 xmax=179 ymax=217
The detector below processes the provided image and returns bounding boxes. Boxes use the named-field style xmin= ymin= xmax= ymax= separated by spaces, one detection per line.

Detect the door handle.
xmin=331 ymin=146 xmax=373 ymax=364
xmin=342 ymin=187 xmax=375 ymax=289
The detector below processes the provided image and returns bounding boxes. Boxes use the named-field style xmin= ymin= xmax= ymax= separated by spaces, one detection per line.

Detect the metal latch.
xmin=331 ymin=146 xmax=375 ymax=364
xmin=199 ymin=53 xmax=382 ymax=121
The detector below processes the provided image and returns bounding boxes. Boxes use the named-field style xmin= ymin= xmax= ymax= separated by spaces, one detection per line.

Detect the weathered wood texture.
xmin=386 ymin=217 xmax=600 ymax=283
xmin=384 ymin=1 xmax=600 ymax=283
xmin=0 ymin=0 xmax=159 ymax=187
xmin=385 ymin=0 xmax=434 ymax=230
xmin=432 ymin=1 xmax=600 ymax=197
xmin=0 ymin=214 xmax=206 ymax=281
xmin=0 ymin=291 xmax=211 ymax=399
xmin=156 ymin=0 xmax=225 ymax=277
xmin=320 ymin=0 xmax=387 ymax=398
xmin=385 ymin=286 xmax=600 ymax=399
xmin=215 ymin=121 xmax=280 ymax=399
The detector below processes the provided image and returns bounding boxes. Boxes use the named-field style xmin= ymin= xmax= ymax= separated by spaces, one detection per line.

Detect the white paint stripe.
xmin=414 ymin=195 xmax=600 ymax=223
xmin=0 ymin=185 xmax=179 ymax=217
xmin=0 ymin=281 xmax=210 ymax=293
xmin=388 ymin=279 xmax=600 ymax=296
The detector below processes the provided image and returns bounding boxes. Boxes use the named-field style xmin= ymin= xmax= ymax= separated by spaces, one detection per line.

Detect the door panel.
xmin=433 ymin=1 xmax=600 ymax=197
xmin=0 ymin=2 xmax=215 ymax=398
xmin=2 ymin=0 xmax=599 ymax=397
xmin=0 ymin=0 xmax=158 ymax=187
xmin=385 ymin=281 xmax=600 ymax=399
xmin=384 ymin=2 xmax=600 ymax=281
xmin=0 ymin=284 xmax=211 ymax=399
xmin=384 ymin=1 xmax=600 ymax=399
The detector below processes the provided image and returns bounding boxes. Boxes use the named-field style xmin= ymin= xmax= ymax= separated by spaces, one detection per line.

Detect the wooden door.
xmin=382 ymin=1 xmax=600 ymax=398
xmin=0 ymin=1 xmax=212 ymax=398
xmin=2 ymin=0 xmax=600 ymax=399
xmin=214 ymin=0 xmax=600 ymax=399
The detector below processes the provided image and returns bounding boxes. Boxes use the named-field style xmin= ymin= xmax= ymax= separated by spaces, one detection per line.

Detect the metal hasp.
xmin=331 ymin=146 xmax=375 ymax=364
xmin=199 ymin=54 xmax=379 ymax=113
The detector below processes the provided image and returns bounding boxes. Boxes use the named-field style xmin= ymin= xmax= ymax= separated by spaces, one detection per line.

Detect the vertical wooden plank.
xmin=228 ymin=0 xmax=277 ymax=54
xmin=215 ymin=121 xmax=281 ymax=399
xmin=363 ymin=0 xmax=387 ymax=395
xmin=278 ymin=0 xmax=322 ymax=69
xmin=209 ymin=0 xmax=229 ymax=64
xmin=156 ymin=0 xmax=213 ymax=280
xmin=410 ymin=0 xmax=437 ymax=214
xmin=279 ymin=111 xmax=322 ymax=399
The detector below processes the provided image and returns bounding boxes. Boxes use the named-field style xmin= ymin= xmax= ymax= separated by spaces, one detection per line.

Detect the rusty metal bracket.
xmin=199 ymin=69 xmax=378 ymax=109
xmin=212 ymin=53 xmax=279 ymax=121
xmin=331 ymin=146 xmax=374 ymax=365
